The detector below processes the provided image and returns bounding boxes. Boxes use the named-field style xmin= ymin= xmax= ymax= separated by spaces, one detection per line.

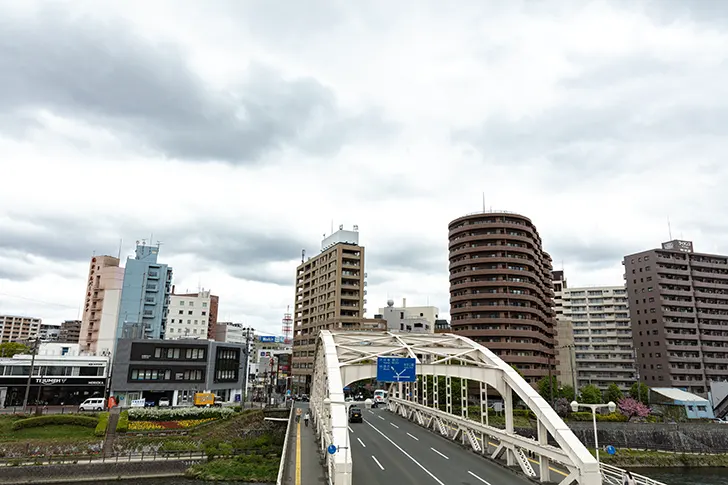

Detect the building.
xmin=0 ymin=315 xmax=41 ymax=343
xmin=79 ymin=255 xmax=125 ymax=356
xmin=59 ymin=320 xmax=81 ymax=344
xmin=0 ymin=353 xmax=109 ymax=408
xmin=38 ymin=323 xmax=61 ymax=342
xmin=559 ymin=283 xmax=635 ymax=391
xmin=116 ymin=243 xmax=173 ymax=341
xmin=552 ymin=271 xmax=577 ymax=389
xmin=624 ymin=239 xmax=728 ymax=396
xmin=377 ymin=298 xmax=439 ymax=333
xmin=38 ymin=342 xmax=82 ymax=356
xmin=650 ymin=387 xmax=715 ymax=420
xmin=434 ymin=319 xmax=451 ymax=333
xmin=214 ymin=322 xmax=252 ymax=345
xmin=292 ymin=226 xmax=386 ymax=391
xmin=166 ymin=289 xmax=218 ymax=340
xmin=448 ymin=211 xmax=557 ymax=383
xmin=111 ymin=339 xmax=246 ymax=406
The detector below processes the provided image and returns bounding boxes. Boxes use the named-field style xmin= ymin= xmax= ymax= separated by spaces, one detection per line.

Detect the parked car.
xmin=79 ymin=398 xmax=106 ymax=412
xmin=158 ymin=398 xmax=170 ymax=407
xmin=349 ymin=406 xmax=363 ymax=423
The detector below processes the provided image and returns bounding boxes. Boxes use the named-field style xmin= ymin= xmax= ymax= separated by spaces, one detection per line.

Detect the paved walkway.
xmin=283 ymin=404 xmax=326 ymax=485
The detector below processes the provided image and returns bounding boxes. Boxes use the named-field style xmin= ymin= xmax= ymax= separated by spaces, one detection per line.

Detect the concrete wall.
xmin=0 ymin=460 xmax=196 ymax=484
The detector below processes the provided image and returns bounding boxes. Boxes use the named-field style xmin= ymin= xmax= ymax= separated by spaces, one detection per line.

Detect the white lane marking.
xmin=430 ymin=447 xmax=449 ymax=459
xmin=357 ymin=437 xmax=366 ymax=448
xmin=371 ymin=455 xmax=385 ymax=470
xmin=407 ymin=432 xmax=419 ymax=441
xmin=468 ymin=471 xmax=492 ymax=485
xmin=348 ymin=426 xmax=353 ymax=432
xmin=368 ymin=410 xmax=374 ymax=414
xmin=377 ymin=415 xmax=385 ymax=420
xmin=390 ymin=422 xmax=399 ymax=429
xmin=364 ymin=420 xmax=445 ymax=485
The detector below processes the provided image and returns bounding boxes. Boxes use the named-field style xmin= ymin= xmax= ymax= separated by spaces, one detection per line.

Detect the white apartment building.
xmin=214 ymin=322 xmax=252 ymax=345
xmin=79 ymin=255 xmax=125 ymax=357
xmin=166 ymin=290 xmax=212 ymax=339
xmin=377 ymin=298 xmax=438 ymax=333
xmin=561 ymin=285 xmax=636 ymax=391
xmin=38 ymin=323 xmax=61 ymax=342
xmin=0 ymin=315 xmax=41 ymax=344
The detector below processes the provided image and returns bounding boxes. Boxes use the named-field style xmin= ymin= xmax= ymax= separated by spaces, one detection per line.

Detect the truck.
xmin=193 ymin=392 xmax=222 ymax=407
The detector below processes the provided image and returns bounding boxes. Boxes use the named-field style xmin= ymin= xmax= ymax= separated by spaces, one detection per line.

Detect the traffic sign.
xmin=606 ymin=445 xmax=616 ymax=455
xmin=376 ymin=357 xmax=416 ymax=382
xmin=327 ymin=444 xmax=337 ymax=455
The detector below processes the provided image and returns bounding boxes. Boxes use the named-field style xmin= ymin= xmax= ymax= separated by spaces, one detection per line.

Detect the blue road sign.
xmin=327 ymin=444 xmax=337 ymax=455
xmin=376 ymin=357 xmax=416 ymax=382
xmin=606 ymin=445 xmax=616 ymax=455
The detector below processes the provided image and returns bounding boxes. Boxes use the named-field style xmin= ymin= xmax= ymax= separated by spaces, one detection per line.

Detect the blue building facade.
xmin=116 ymin=243 xmax=173 ymax=341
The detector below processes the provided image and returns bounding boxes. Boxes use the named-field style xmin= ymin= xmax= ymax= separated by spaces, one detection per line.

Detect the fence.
xmin=276 ymin=405 xmax=295 ymax=485
xmin=0 ymin=449 xmax=208 ymax=467
xmin=600 ymin=463 xmax=665 ymax=485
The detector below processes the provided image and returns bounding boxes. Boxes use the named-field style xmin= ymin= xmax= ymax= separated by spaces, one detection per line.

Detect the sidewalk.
xmin=283 ymin=405 xmax=326 ymax=485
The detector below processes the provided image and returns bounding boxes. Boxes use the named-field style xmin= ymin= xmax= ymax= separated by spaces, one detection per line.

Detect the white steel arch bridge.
xmin=309 ymin=330 xmax=665 ymax=485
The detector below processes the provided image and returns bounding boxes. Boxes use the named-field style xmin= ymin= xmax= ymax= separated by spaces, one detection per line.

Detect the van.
xmin=193 ymin=392 xmax=222 ymax=407
xmin=79 ymin=398 xmax=106 ymax=411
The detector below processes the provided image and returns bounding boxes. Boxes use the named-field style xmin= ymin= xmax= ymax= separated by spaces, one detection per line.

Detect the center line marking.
xmin=431 ymin=447 xmax=449 ymax=459
xmin=377 ymin=415 xmax=385 ymax=420
xmin=407 ymin=432 xmax=419 ymax=440
xmin=364 ymin=420 xmax=445 ymax=485
xmin=390 ymin=423 xmax=399 ymax=429
xmin=468 ymin=471 xmax=492 ymax=485
xmin=357 ymin=437 xmax=366 ymax=447
xmin=371 ymin=455 xmax=385 ymax=470
xmin=347 ymin=426 xmax=353 ymax=432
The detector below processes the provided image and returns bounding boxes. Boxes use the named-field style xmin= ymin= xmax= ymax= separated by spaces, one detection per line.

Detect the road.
xmin=348 ymin=406 xmax=534 ymax=485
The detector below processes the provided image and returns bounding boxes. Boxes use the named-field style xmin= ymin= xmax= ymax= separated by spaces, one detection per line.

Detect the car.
xmin=79 ymin=397 xmax=105 ymax=412
xmin=348 ymin=406 xmax=363 ymax=423
xmin=158 ymin=398 xmax=170 ymax=407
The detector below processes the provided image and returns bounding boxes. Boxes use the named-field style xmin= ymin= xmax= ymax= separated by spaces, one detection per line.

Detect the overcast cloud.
xmin=1 ymin=0 xmax=728 ymax=333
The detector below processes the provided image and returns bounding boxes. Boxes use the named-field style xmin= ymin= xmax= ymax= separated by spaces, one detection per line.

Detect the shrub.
xmin=568 ymin=411 xmax=629 ymax=422
xmin=127 ymin=406 xmax=235 ymax=422
xmin=618 ymin=397 xmax=651 ymax=420
xmin=11 ymin=415 xmax=99 ymax=431
xmin=94 ymin=412 xmax=110 ymax=437
xmin=116 ymin=410 xmax=129 ymax=433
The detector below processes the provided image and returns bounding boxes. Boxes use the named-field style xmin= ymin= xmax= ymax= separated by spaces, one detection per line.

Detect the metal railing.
xmin=600 ymin=463 xmax=665 ymax=485
xmin=276 ymin=405 xmax=295 ymax=485
xmin=0 ymin=450 xmax=207 ymax=467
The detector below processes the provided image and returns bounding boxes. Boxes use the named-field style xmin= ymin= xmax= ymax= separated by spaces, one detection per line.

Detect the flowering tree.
xmin=618 ymin=397 xmax=650 ymax=420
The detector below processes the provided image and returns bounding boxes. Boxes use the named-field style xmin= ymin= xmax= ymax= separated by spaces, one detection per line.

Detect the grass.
xmin=597 ymin=448 xmax=728 ymax=468
xmin=186 ymin=454 xmax=280 ymax=482
xmin=0 ymin=415 xmax=97 ymax=443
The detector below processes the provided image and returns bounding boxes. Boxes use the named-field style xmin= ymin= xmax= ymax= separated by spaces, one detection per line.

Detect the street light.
xmin=570 ymin=400 xmax=616 ymax=464
xmin=323 ymin=397 xmax=351 ymax=483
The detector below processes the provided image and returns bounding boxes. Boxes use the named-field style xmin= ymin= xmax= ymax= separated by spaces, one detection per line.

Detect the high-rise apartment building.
xmin=292 ymin=226 xmax=386 ymax=391
xmin=116 ymin=243 xmax=173 ymax=341
xmin=552 ymin=271 xmax=576 ymax=389
xmin=448 ymin=211 xmax=556 ymax=383
xmin=80 ymin=255 xmax=125 ymax=356
xmin=166 ymin=290 xmax=218 ymax=340
xmin=559 ymin=284 xmax=635 ymax=391
xmin=624 ymin=239 xmax=728 ymax=396
xmin=38 ymin=323 xmax=61 ymax=342
xmin=59 ymin=320 xmax=82 ymax=343
xmin=0 ymin=315 xmax=41 ymax=343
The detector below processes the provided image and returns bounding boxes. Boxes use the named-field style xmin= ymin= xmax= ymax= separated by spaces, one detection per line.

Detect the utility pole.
xmin=22 ymin=338 xmax=40 ymax=411
xmin=548 ymin=354 xmax=554 ymax=407
xmin=241 ymin=327 xmax=252 ymax=404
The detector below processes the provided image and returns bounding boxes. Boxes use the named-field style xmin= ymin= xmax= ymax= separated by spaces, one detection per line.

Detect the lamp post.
xmin=323 ymin=397 xmax=351 ymax=485
xmin=570 ymin=400 xmax=616 ymax=464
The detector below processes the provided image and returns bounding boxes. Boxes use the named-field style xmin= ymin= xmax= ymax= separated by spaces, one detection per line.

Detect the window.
xmin=202 ymin=302 xmax=208 ymax=308
xmin=189 ymin=302 xmax=194 ymax=307
xmin=188 ymin=311 xmax=193 ymax=315
xmin=180 ymin=301 xmax=185 ymax=305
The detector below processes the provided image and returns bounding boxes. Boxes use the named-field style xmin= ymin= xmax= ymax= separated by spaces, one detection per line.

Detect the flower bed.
xmin=128 ymin=418 xmax=216 ymax=431
xmin=127 ymin=406 xmax=235 ymax=422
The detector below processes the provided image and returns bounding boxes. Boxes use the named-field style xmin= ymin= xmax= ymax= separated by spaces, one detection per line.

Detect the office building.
xmin=110 ymin=339 xmax=246 ymax=406
xmin=166 ymin=289 xmax=218 ymax=340
xmin=0 ymin=353 xmax=109 ymax=407
xmin=59 ymin=320 xmax=82 ymax=344
xmin=448 ymin=211 xmax=557 ymax=383
xmin=552 ymin=271 xmax=577 ymax=389
xmin=214 ymin=322 xmax=251 ymax=345
xmin=38 ymin=323 xmax=61 ymax=342
xmin=0 ymin=315 xmax=41 ymax=343
xmin=79 ymin=255 xmax=125 ymax=356
xmin=559 ymin=283 xmax=635 ymax=391
xmin=377 ymin=298 xmax=439 ymax=333
xmin=624 ymin=239 xmax=728 ymax=396
xmin=116 ymin=243 xmax=173 ymax=341
xmin=292 ymin=226 xmax=386 ymax=391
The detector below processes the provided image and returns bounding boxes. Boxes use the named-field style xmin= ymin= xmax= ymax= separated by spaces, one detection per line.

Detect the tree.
xmin=537 ymin=376 xmax=558 ymax=402
xmin=618 ymin=397 xmax=651 ymax=420
xmin=606 ymin=383 xmax=624 ymax=403
xmin=629 ymin=382 xmax=650 ymax=405
xmin=0 ymin=342 xmax=30 ymax=358
xmin=553 ymin=397 xmax=570 ymax=418
xmin=579 ymin=384 xmax=603 ymax=404
xmin=559 ymin=385 xmax=576 ymax=401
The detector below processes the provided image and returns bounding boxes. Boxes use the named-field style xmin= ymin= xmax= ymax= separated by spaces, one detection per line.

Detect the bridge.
xmin=278 ymin=330 xmax=666 ymax=485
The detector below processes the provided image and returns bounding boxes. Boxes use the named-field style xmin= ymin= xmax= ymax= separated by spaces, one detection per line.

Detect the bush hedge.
xmin=11 ymin=415 xmax=99 ymax=431
xmin=569 ymin=411 xmax=629 ymax=422
xmin=116 ymin=410 xmax=129 ymax=433
xmin=127 ymin=406 xmax=235 ymax=422
xmin=94 ymin=412 xmax=109 ymax=437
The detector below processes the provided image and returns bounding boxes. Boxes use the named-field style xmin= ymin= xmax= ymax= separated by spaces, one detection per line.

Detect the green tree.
xmin=0 ymin=342 xmax=30 ymax=358
xmin=579 ymin=384 xmax=603 ymax=404
xmin=629 ymin=382 xmax=650 ymax=405
xmin=559 ymin=385 xmax=576 ymax=401
xmin=537 ymin=376 xmax=558 ymax=402
xmin=605 ymin=383 xmax=624 ymax=403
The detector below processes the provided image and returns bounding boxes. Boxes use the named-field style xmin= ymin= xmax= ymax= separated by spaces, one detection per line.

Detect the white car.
xmin=79 ymin=398 xmax=106 ymax=411
xmin=158 ymin=398 xmax=171 ymax=407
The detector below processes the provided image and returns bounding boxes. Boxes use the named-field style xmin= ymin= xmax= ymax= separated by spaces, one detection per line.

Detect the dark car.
xmin=349 ymin=406 xmax=363 ymax=423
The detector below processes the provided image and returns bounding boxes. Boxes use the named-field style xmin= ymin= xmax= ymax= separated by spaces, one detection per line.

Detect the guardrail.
xmin=600 ymin=463 xmax=665 ymax=485
xmin=276 ymin=404 xmax=295 ymax=485
xmin=0 ymin=450 xmax=207 ymax=467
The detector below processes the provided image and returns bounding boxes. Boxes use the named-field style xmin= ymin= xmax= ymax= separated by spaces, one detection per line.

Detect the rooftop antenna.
xmin=331 ymin=219 xmax=334 ymax=235
xmin=301 ymin=249 xmax=306 ymax=263
xmin=482 ymin=192 xmax=485 ymax=212
xmin=668 ymin=217 xmax=673 ymax=240
xmin=117 ymin=239 xmax=122 ymax=259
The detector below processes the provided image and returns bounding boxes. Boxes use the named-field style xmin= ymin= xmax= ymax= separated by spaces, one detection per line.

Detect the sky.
xmin=1 ymin=0 xmax=728 ymax=335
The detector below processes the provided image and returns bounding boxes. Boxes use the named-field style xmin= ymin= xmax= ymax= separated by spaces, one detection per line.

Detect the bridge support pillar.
xmin=537 ymin=419 xmax=551 ymax=482
xmin=504 ymin=387 xmax=515 ymax=466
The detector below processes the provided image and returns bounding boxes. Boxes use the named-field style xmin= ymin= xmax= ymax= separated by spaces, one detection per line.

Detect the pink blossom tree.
xmin=618 ymin=397 xmax=651 ymax=420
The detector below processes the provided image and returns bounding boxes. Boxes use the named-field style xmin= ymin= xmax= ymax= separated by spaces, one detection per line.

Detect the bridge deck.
xmin=283 ymin=403 xmax=326 ymax=485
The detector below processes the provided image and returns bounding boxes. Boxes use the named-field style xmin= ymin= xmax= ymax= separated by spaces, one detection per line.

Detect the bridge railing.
xmin=600 ymin=463 xmax=664 ymax=485
xmin=276 ymin=405 xmax=295 ymax=485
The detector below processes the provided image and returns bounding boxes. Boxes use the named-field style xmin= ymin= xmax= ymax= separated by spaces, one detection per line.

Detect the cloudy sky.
xmin=1 ymin=0 xmax=727 ymax=335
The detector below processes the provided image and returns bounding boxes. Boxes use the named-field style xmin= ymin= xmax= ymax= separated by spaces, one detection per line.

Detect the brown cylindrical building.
xmin=448 ymin=211 xmax=556 ymax=383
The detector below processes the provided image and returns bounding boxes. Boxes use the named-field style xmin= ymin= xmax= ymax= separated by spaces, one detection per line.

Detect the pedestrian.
xmin=296 ymin=407 xmax=302 ymax=423
xmin=304 ymin=411 xmax=310 ymax=427
xmin=623 ymin=471 xmax=635 ymax=485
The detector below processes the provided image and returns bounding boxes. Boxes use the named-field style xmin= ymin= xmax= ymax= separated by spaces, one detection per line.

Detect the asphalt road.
xmin=349 ymin=407 xmax=534 ymax=485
